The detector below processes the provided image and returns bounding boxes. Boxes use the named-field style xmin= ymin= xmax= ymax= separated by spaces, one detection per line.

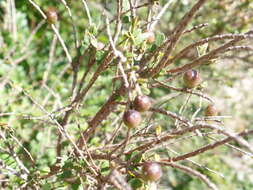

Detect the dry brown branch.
xmin=73 ymin=53 xmax=115 ymax=104
xmin=161 ymin=162 xmax=219 ymax=190
xmin=148 ymin=0 xmax=207 ymax=77
xmin=124 ymin=124 xmax=202 ymax=155
xmin=77 ymin=85 xmax=126 ymax=147
xmin=166 ymin=34 xmax=253 ymax=67
xmin=153 ymin=79 xmax=214 ymax=103
xmin=125 ymin=122 xmax=253 ymax=158
xmin=55 ymin=51 xmax=116 ymax=155
xmin=149 ymin=0 xmax=176 ymax=31
xmin=163 ymin=129 xmax=253 ymax=162
xmin=183 ymin=23 xmax=208 ymax=34
xmin=76 ymin=48 xmax=96 ymax=94
xmin=167 ymin=31 xmax=253 ymax=73
xmin=0 ymin=132 xmax=29 ymax=179
xmin=8 ymin=81 xmax=98 ymax=176
xmin=166 ymin=146 xmax=225 ymax=178
xmin=108 ymin=169 xmax=132 ymax=190
xmin=150 ymin=107 xmax=191 ymax=126
xmin=0 ymin=160 xmax=26 ymax=180
xmin=139 ymin=23 xmax=208 ymax=70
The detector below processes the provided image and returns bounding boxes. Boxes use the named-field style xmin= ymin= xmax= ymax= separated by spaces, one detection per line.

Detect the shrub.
xmin=0 ymin=0 xmax=253 ymax=189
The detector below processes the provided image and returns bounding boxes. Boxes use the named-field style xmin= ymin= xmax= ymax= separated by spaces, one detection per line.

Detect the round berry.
xmin=146 ymin=31 xmax=155 ymax=44
xmin=183 ymin=69 xmax=201 ymax=88
xmin=123 ymin=110 xmax=142 ymax=128
xmin=133 ymin=95 xmax=152 ymax=112
xmin=205 ymin=104 xmax=218 ymax=116
xmin=142 ymin=162 xmax=162 ymax=182
xmin=96 ymin=42 xmax=105 ymax=51
xmin=45 ymin=7 xmax=58 ymax=24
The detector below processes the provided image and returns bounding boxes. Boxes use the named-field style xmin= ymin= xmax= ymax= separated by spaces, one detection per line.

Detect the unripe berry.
xmin=183 ymin=69 xmax=201 ymax=88
xmin=96 ymin=42 xmax=105 ymax=51
xmin=133 ymin=95 xmax=152 ymax=112
xmin=205 ymin=104 xmax=218 ymax=116
xmin=45 ymin=7 xmax=58 ymax=24
xmin=146 ymin=31 xmax=155 ymax=44
xmin=142 ymin=162 xmax=162 ymax=182
xmin=123 ymin=110 xmax=142 ymax=128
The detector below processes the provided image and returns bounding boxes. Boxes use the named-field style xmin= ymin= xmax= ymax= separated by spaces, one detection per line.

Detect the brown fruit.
xmin=205 ymin=104 xmax=218 ymax=116
xmin=45 ymin=7 xmax=58 ymax=24
xmin=133 ymin=95 xmax=152 ymax=112
xmin=142 ymin=161 xmax=162 ymax=182
xmin=183 ymin=69 xmax=201 ymax=88
xmin=123 ymin=110 xmax=142 ymax=128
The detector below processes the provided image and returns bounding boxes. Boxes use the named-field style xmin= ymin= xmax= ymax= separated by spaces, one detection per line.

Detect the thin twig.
xmin=167 ymin=31 xmax=253 ymax=73
xmin=161 ymin=162 xmax=219 ymax=190
xmin=163 ymin=129 xmax=253 ymax=162
xmin=28 ymin=0 xmax=72 ymax=62
xmin=148 ymin=0 xmax=208 ymax=77
xmin=150 ymin=0 xmax=176 ymax=31
xmin=81 ymin=0 xmax=93 ymax=26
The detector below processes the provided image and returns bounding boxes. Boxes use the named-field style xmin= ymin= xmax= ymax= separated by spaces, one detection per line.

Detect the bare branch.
xmin=167 ymin=34 xmax=253 ymax=67
xmin=148 ymin=0 xmax=207 ymax=77
xmin=164 ymin=129 xmax=253 ymax=162
xmin=167 ymin=31 xmax=253 ymax=73
xmin=153 ymin=79 xmax=214 ymax=103
xmin=161 ymin=162 xmax=219 ymax=190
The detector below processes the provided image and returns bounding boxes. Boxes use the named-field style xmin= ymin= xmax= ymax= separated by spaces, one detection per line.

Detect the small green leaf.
xmin=155 ymin=125 xmax=162 ymax=136
xmin=59 ymin=170 xmax=72 ymax=179
xmin=142 ymin=86 xmax=151 ymax=95
xmin=150 ymin=44 xmax=157 ymax=52
xmin=129 ymin=178 xmax=143 ymax=189
xmin=82 ymin=30 xmax=90 ymax=49
xmin=101 ymin=167 xmax=110 ymax=176
xmin=115 ymin=94 xmax=124 ymax=102
xmin=62 ymin=160 xmax=73 ymax=169
xmin=101 ymin=160 xmax=110 ymax=176
xmin=134 ymin=31 xmax=147 ymax=45
xmin=197 ymin=43 xmax=208 ymax=56
xmin=90 ymin=136 xmax=100 ymax=145
xmin=125 ymin=152 xmax=133 ymax=161
xmin=40 ymin=166 xmax=50 ymax=174
xmin=42 ymin=183 xmax=51 ymax=190
xmin=122 ymin=15 xmax=131 ymax=23
xmin=125 ymin=151 xmax=142 ymax=164
xmin=90 ymin=35 xmax=98 ymax=48
xmin=155 ymin=33 xmax=165 ymax=46
xmin=71 ymin=181 xmax=81 ymax=190
xmin=96 ymin=51 xmax=106 ymax=62
xmin=89 ymin=25 xmax=98 ymax=35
